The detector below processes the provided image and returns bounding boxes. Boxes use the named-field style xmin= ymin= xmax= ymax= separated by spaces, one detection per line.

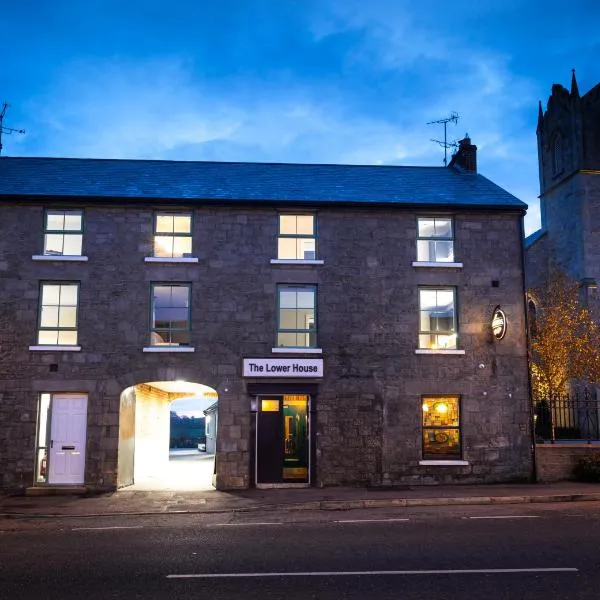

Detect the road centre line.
xmin=206 ymin=522 xmax=283 ymax=527
xmin=167 ymin=567 xmax=578 ymax=579
xmin=467 ymin=516 xmax=542 ymax=520
xmin=334 ymin=518 xmax=410 ymax=523
xmin=72 ymin=525 xmax=145 ymax=531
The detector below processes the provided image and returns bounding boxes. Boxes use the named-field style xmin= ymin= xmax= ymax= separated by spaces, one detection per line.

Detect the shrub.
xmin=573 ymin=453 xmax=600 ymax=482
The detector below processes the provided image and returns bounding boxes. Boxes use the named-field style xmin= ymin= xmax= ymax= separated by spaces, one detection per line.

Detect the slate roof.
xmin=0 ymin=157 xmax=526 ymax=210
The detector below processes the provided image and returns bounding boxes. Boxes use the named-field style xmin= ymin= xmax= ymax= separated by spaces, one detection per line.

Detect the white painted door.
xmin=48 ymin=395 xmax=88 ymax=485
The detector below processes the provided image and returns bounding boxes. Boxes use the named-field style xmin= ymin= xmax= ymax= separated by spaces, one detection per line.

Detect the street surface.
xmin=1 ymin=501 xmax=600 ymax=599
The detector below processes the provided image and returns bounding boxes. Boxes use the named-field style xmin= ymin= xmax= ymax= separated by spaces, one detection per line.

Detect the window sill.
xmin=144 ymin=257 xmax=199 ymax=263
xmin=29 ymin=345 xmax=82 ymax=352
xmin=143 ymin=346 xmax=195 ymax=353
xmin=270 ymin=259 xmax=324 ymax=265
xmin=419 ymin=460 xmax=469 ymax=466
xmin=412 ymin=261 xmax=463 ymax=268
xmin=32 ymin=255 xmax=89 ymax=262
xmin=415 ymin=349 xmax=465 ymax=355
xmin=271 ymin=347 xmax=323 ymax=354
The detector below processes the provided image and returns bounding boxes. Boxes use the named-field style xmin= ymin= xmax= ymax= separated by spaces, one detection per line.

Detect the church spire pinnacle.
xmin=571 ymin=68 xmax=580 ymax=98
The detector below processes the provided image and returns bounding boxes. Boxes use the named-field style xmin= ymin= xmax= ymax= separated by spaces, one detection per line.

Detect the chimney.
xmin=449 ymin=135 xmax=477 ymax=172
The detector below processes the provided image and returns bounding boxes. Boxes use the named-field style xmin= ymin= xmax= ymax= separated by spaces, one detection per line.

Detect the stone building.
xmin=526 ymin=71 xmax=600 ymax=293
xmin=0 ymin=140 xmax=532 ymax=492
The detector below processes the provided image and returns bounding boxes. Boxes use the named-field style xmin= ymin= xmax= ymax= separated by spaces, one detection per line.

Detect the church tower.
xmin=527 ymin=71 xmax=600 ymax=291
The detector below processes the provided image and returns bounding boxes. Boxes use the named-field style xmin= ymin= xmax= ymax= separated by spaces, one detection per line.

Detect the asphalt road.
xmin=1 ymin=502 xmax=600 ymax=599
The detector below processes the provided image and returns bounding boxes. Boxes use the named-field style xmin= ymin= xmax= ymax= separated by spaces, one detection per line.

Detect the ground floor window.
xmin=422 ymin=395 xmax=461 ymax=459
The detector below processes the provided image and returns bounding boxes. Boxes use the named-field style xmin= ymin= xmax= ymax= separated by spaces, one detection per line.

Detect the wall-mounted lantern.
xmin=491 ymin=306 xmax=507 ymax=341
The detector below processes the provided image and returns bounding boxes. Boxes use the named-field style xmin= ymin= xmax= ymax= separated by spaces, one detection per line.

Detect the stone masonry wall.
xmin=0 ymin=201 xmax=532 ymax=490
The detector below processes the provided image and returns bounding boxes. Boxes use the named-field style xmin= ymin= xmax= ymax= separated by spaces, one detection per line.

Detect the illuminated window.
xmin=43 ymin=210 xmax=83 ymax=256
xmin=422 ymin=396 xmax=461 ymax=459
xmin=418 ymin=287 xmax=457 ymax=349
xmin=37 ymin=283 xmax=79 ymax=345
xmin=277 ymin=215 xmax=317 ymax=260
xmin=154 ymin=213 xmax=193 ymax=258
xmin=150 ymin=284 xmax=191 ymax=346
xmin=416 ymin=217 xmax=454 ymax=262
xmin=277 ymin=285 xmax=317 ymax=348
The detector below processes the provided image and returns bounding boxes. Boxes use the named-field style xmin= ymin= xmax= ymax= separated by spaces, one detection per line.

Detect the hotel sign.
xmin=243 ymin=358 xmax=323 ymax=378
xmin=491 ymin=306 xmax=507 ymax=340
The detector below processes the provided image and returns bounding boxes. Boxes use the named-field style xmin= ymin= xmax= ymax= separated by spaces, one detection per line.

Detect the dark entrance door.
xmin=256 ymin=395 xmax=309 ymax=485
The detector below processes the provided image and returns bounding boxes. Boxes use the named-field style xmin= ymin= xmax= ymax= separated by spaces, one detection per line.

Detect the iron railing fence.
xmin=534 ymin=390 xmax=600 ymax=443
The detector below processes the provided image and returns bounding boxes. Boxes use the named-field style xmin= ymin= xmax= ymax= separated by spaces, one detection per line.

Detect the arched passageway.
xmin=117 ymin=380 xmax=218 ymax=491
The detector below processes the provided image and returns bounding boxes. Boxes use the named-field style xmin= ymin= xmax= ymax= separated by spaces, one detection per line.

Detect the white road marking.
xmin=167 ymin=567 xmax=578 ymax=579
xmin=206 ymin=522 xmax=283 ymax=527
xmin=72 ymin=525 xmax=145 ymax=531
xmin=333 ymin=518 xmax=410 ymax=524
xmin=467 ymin=515 xmax=541 ymax=520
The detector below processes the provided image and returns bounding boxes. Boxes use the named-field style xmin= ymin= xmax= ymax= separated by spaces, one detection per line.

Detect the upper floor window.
xmin=416 ymin=217 xmax=454 ymax=263
xmin=37 ymin=282 xmax=79 ymax=345
xmin=277 ymin=285 xmax=317 ymax=348
xmin=418 ymin=287 xmax=457 ymax=350
xmin=278 ymin=215 xmax=316 ymax=260
xmin=150 ymin=283 xmax=191 ymax=346
xmin=44 ymin=210 xmax=83 ymax=256
xmin=422 ymin=396 xmax=461 ymax=459
xmin=154 ymin=213 xmax=192 ymax=258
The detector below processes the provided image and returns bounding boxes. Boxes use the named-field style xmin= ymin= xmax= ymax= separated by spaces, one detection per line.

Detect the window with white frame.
xmin=422 ymin=396 xmax=461 ymax=459
xmin=150 ymin=284 xmax=191 ymax=346
xmin=37 ymin=283 xmax=79 ymax=345
xmin=416 ymin=217 xmax=454 ymax=262
xmin=153 ymin=213 xmax=193 ymax=258
xmin=277 ymin=285 xmax=317 ymax=348
xmin=418 ymin=287 xmax=457 ymax=350
xmin=43 ymin=210 xmax=83 ymax=256
xmin=277 ymin=215 xmax=317 ymax=260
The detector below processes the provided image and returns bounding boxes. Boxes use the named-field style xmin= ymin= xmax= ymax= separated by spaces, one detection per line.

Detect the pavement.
xmin=1 ymin=481 xmax=600 ymax=519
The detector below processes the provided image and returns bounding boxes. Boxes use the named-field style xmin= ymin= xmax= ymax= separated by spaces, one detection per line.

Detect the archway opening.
xmin=117 ymin=380 xmax=218 ymax=491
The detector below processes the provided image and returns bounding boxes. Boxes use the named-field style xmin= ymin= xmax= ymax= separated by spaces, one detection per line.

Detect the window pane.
xmin=277 ymin=332 xmax=300 ymax=347
xmin=169 ymin=308 xmax=189 ymax=329
xmin=173 ymin=236 xmax=192 ymax=258
xmin=170 ymin=286 xmax=190 ymax=308
xmin=44 ymin=234 xmax=64 ymax=256
xmin=46 ymin=212 xmax=65 ymax=231
xmin=63 ymin=212 xmax=82 ymax=231
xmin=156 ymin=215 xmax=174 ymax=233
xmin=38 ymin=330 xmax=59 ymax=345
xmin=154 ymin=235 xmax=174 ymax=257
xmin=299 ymin=238 xmax=316 ymax=260
xmin=423 ymin=429 xmax=461 ymax=458
xmin=62 ymin=234 xmax=83 ymax=256
xmin=279 ymin=290 xmax=298 ymax=309
xmin=434 ymin=219 xmax=452 ymax=237
xmin=58 ymin=330 xmax=78 ymax=345
xmin=278 ymin=238 xmax=298 ymax=259
xmin=279 ymin=308 xmax=299 ymax=329
xmin=437 ymin=289 xmax=454 ymax=309
xmin=170 ymin=330 xmax=191 ymax=345
xmin=296 ymin=215 xmax=314 ymax=235
xmin=296 ymin=290 xmax=315 ymax=309
xmin=297 ymin=308 xmax=314 ymax=330
xmin=58 ymin=306 xmax=77 ymax=328
xmin=417 ymin=219 xmax=435 ymax=238
xmin=173 ymin=215 xmax=191 ymax=233
xmin=41 ymin=285 xmax=61 ymax=305
xmin=419 ymin=334 xmax=436 ymax=349
xmin=60 ymin=285 xmax=79 ymax=306
xmin=279 ymin=215 xmax=297 ymax=235
xmin=436 ymin=334 xmax=457 ymax=349
xmin=40 ymin=306 xmax=59 ymax=328
xmin=434 ymin=240 xmax=454 ymax=262
xmin=422 ymin=397 xmax=459 ymax=427
xmin=419 ymin=289 xmax=438 ymax=310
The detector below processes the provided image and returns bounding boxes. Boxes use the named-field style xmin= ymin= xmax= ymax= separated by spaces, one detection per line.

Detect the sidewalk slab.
xmin=1 ymin=482 xmax=599 ymax=520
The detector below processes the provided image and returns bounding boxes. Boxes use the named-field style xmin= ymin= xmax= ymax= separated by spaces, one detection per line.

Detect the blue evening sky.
xmin=2 ymin=1 xmax=600 ymax=236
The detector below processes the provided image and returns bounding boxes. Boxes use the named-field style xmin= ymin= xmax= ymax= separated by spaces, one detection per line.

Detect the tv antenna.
xmin=0 ymin=102 xmax=25 ymax=156
xmin=427 ymin=111 xmax=459 ymax=166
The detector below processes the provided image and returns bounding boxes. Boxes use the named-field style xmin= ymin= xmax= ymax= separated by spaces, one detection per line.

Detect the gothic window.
xmin=528 ymin=299 xmax=537 ymax=338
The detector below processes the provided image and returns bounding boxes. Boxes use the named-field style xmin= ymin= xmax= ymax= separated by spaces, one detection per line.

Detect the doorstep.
xmin=25 ymin=486 xmax=88 ymax=497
